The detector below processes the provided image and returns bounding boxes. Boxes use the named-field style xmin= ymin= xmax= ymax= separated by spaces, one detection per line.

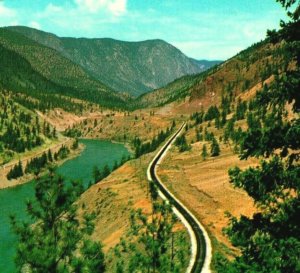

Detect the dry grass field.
xmin=77 ymin=150 xmax=189 ymax=271
xmin=156 ymin=116 xmax=260 ymax=261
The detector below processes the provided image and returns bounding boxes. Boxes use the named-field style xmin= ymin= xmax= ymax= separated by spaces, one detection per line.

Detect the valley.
xmin=0 ymin=1 xmax=299 ymax=272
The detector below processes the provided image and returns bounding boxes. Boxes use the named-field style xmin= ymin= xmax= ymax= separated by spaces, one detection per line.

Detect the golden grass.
xmin=77 ymin=153 xmax=152 ymax=252
xmin=157 ymin=120 xmax=259 ymax=259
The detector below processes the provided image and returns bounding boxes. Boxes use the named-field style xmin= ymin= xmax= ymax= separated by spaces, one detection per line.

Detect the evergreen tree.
xmin=10 ymin=169 xmax=105 ymax=273
xmin=93 ymin=166 xmax=101 ymax=183
xmin=127 ymin=201 xmax=186 ymax=273
xmin=7 ymin=160 xmax=23 ymax=180
xmin=195 ymin=128 xmax=202 ymax=141
xmin=52 ymin=127 xmax=57 ymax=138
xmin=101 ymin=164 xmax=111 ymax=179
xmin=47 ymin=149 xmax=53 ymax=162
xmin=210 ymin=137 xmax=220 ymax=157
xmin=175 ymin=134 xmax=191 ymax=152
xmin=72 ymin=138 xmax=79 ymax=150
xmin=216 ymin=2 xmax=300 ymax=272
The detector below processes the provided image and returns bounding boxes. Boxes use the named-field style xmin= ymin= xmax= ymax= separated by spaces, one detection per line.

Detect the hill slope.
xmin=0 ymin=28 xmax=125 ymax=109
xmin=132 ymin=40 xmax=285 ymax=112
xmin=8 ymin=26 xmax=215 ymax=96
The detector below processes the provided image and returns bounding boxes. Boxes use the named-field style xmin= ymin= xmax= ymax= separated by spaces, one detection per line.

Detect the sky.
xmin=0 ymin=0 xmax=288 ymax=60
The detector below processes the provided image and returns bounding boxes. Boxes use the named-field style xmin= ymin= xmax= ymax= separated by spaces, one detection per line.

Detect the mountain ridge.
xmin=7 ymin=26 xmax=220 ymax=96
xmin=0 ymin=28 xmax=126 ymax=110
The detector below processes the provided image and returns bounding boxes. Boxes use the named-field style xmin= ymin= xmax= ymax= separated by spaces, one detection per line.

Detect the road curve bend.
xmin=147 ymin=123 xmax=212 ymax=273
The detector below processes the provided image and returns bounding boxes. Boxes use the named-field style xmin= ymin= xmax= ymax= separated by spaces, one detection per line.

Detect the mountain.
xmin=0 ymin=28 xmax=126 ymax=109
xmin=7 ymin=26 xmax=211 ymax=96
xmin=132 ymin=39 xmax=282 ymax=111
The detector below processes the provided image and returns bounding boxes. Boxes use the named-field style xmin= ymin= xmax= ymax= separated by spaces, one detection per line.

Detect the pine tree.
xmin=10 ymin=169 xmax=105 ymax=273
xmin=47 ymin=149 xmax=53 ymax=162
xmin=93 ymin=166 xmax=101 ymax=183
xmin=210 ymin=137 xmax=220 ymax=157
xmin=128 ymin=201 xmax=184 ymax=272
xmin=7 ymin=160 xmax=23 ymax=180
xmin=101 ymin=164 xmax=111 ymax=179
xmin=201 ymin=144 xmax=208 ymax=160
xmin=216 ymin=2 xmax=300 ymax=272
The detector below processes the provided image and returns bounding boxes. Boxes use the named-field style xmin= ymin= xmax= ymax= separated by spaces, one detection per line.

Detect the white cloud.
xmin=108 ymin=0 xmax=126 ymax=16
xmin=29 ymin=21 xmax=41 ymax=29
xmin=75 ymin=0 xmax=127 ymax=16
xmin=45 ymin=3 xmax=64 ymax=13
xmin=0 ymin=2 xmax=16 ymax=17
xmin=0 ymin=2 xmax=18 ymax=26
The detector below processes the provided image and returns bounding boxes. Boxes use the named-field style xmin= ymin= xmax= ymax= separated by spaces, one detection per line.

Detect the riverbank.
xmin=81 ymin=136 xmax=134 ymax=155
xmin=0 ymin=139 xmax=130 ymax=273
xmin=0 ymin=141 xmax=84 ymax=189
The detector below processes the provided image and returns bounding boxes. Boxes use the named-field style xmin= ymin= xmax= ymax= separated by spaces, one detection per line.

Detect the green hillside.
xmin=0 ymin=28 xmax=125 ymax=109
xmin=7 ymin=26 xmax=216 ymax=96
xmin=0 ymin=91 xmax=56 ymax=166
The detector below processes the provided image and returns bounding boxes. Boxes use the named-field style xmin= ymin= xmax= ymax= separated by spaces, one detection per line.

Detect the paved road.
xmin=147 ymin=123 xmax=212 ymax=273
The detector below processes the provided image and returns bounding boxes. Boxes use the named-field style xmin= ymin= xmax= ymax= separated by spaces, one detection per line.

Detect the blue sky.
xmin=0 ymin=0 xmax=287 ymax=60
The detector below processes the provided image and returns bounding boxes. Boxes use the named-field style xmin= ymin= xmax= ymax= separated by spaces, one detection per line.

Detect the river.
xmin=0 ymin=139 xmax=130 ymax=273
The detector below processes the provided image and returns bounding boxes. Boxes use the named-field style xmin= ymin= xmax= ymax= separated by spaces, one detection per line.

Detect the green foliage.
xmin=0 ymin=92 xmax=48 ymax=154
xmin=93 ymin=164 xmax=112 ymax=183
xmin=210 ymin=137 xmax=220 ymax=157
xmin=195 ymin=127 xmax=203 ymax=141
xmin=174 ymin=134 xmax=191 ymax=152
xmin=72 ymin=138 xmax=79 ymax=150
xmin=93 ymin=155 xmax=130 ymax=184
xmin=190 ymin=111 xmax=204 ymax=126
xmin=122 ymin=201 xmax=188 ymax=273
xmin=220 ymin=2 xmax=300 ymax=271
xmin=22 ymin=146 xmax=70 ymax=177
xmin=204 ymin=105 xmax=220 ymax=121
xmin=7 ymin=161 xmax=23 ymax=180
xmin=204 ymin=127 xmax=214 ymax=142
xmin=64 ymin=127 xmax=82 ymax=138
xmin=133 ymin=126 xmax=173 ymax=158
xmin=54 ymin=145 xmax=70 ymax=160
xmin=0 ymin=29 xmax=126 ymax=111
xmin=10 ymin=170 xmax=105 ymax=273
xmin=25 ymin=152 xmax=48 ymax=174
xmin=201 ymin=144 xmax=208 ymax=160
xmin=235 ymin=98 xmax=248 ymax=121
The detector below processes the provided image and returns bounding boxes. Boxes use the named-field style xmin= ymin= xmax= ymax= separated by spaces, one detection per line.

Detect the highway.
xmin=147 ymin=123 xmax=212 ymax=273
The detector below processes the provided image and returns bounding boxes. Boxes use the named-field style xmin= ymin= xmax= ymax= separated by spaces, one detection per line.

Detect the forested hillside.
xmin=0 ymin=91 xmax=55 ymax=166
xmin=0 ymin=29 xmax=126 ymax=109
xmin=7 ymin=26 xmax=219 ymax=96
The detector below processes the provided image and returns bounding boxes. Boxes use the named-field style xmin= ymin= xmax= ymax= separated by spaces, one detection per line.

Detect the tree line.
xmin=133 ymin=122 xmax=176 ymax=158
xmin=7 ymin=145 xmax=71 ymax=180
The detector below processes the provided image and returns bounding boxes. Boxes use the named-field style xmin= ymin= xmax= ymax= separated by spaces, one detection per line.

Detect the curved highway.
xmin=147 ymin=123 xmax=212 ymax=273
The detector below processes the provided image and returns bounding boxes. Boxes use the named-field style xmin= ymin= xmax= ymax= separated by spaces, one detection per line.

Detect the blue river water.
xmin=0 ymin=139 xmax=130 ymax=273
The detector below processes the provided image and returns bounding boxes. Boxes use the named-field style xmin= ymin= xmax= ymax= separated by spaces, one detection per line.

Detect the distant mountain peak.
xmin=7 ymin=25 xmax=219 ymax=96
